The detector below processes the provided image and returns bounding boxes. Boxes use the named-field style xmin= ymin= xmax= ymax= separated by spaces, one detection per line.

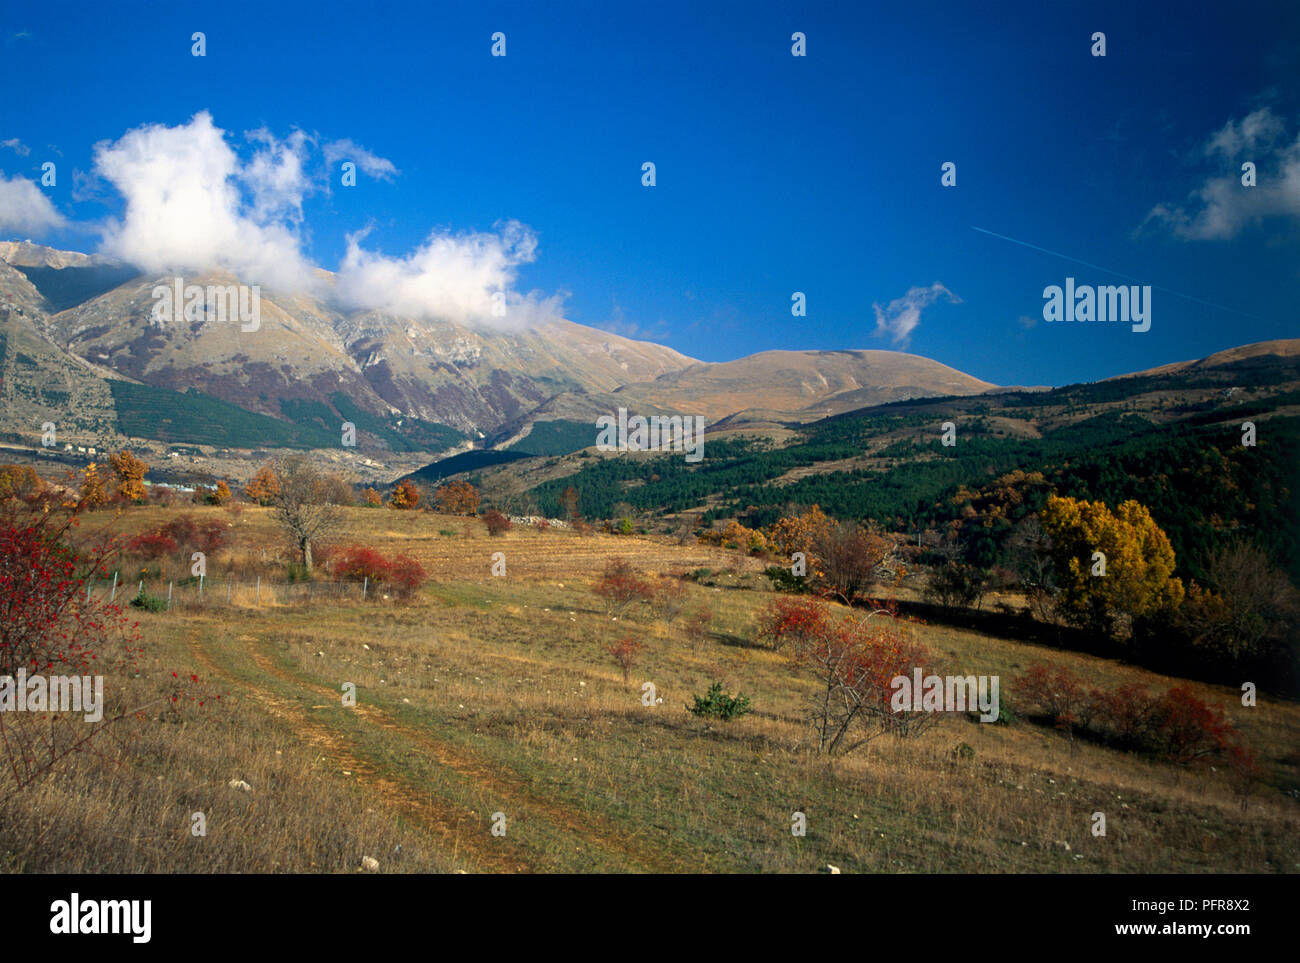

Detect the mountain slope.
xmin=2 ymin=243 xmax=1003 ymax=466
xmin=615 ymin=348 xmax=997 ymax=421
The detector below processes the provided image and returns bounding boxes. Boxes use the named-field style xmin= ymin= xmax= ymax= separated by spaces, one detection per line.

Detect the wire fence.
xmin=82 ymin=572 xmax=387 ymax=610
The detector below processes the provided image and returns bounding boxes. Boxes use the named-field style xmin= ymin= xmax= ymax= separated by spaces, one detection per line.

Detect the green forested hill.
xmin=523 ymin=368 xmax=1300 ymax=585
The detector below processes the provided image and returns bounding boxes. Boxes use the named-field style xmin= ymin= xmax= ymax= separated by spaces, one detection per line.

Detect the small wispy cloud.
xmin=1143 ymin=105 xmax=1300 ymax=240
xmin=323 ymin=139 xmax=398 ymax=182
xmin=0 ymin=138 xmax=30 ymax=157
xmin=872 ymin=282 xmax=960 ymax=347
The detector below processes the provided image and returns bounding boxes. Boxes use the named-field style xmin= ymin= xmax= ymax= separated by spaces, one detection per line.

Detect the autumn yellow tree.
xmin=79 ymin=463 xmax=110 ymax=508
xmin=363 ymin=487 xmax=383 ymax=507
xmin=434 ymin=480 xmax=480 ymax=515
xmin=389 ymin=479 xmax=420 ymax=509
xmin=210 ymin=480 xmax=232 ymax=505
xmin=244 ymin=464 xmax=281 ymax=505
xmin=1038 ymin=495 xmax=1184 ymax=640
xmin=108 ymin=450 xmax=149 ymax=502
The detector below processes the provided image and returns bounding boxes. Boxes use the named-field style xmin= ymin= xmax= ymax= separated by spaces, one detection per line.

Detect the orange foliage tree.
xmin=434 ymin=481 xmax=480 ymax=515
xmin=767 ymin=504 xmax=835 ymax=577
xmin=244 ymin=464 xmax=281 ymax=505
xmin=389 ymin=479 xmax=420 ymax=510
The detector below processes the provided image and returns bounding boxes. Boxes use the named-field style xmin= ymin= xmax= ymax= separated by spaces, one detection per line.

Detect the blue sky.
xmin=1 ymin=0 xmax=1296 ymax=387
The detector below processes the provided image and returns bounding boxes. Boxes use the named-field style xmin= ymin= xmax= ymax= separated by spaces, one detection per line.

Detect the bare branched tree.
xmin=812 ymin=522 xmax=895 ymax=604
xmin=272 ymin=454 xmax=344 ymax=571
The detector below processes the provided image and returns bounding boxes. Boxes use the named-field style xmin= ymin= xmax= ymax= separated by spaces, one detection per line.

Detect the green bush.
xmin=688 ymin=682 xmax=753 ymax=721
xmin=763 ymin=565 xmax=811 ymax=593
xmin=129 ymin=588 xmax=167 ymax=613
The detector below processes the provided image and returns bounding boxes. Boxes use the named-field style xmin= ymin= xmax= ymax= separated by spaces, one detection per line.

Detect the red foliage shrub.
xmin=1146 ymin=684 xmax=1236 ymax=764
xmin=126 ymin=531 xmax=178 ymax=561
xmin=603 ymin=635 xmax=643 ymax=684
xmin=331 ymin=545 xmax=427 ymax=600
xmin=1014 ymin=663 xmax=1095 ymax=736
xmin=482 ymin=509 xmax=512 ymax=536
xmin=755 ymin=596 xmax=831 ymax=651
xmin=124 ymin=514 xmax=228 ymax=561
xmin=386 ymin=554 xmax=427 ymax=598
xmin=160 ymin=515 xmax=198 ymax=549
xmin=0 ymin=501 xmax=135 ymax=677
xmin=592 ymin=558 xmax=654 ymax=616
xmin=193 ymin=521 xmax=230 ymax=555
xmin=0 ymin=499 xmax=213 ymax=793
xmin=685 ymin=604 xmax=714 ymax=651
xmin=333 ymin=545 xmax=389 ymax=583
xmin=757 ymin=596 xmax=939 ymax=751
xmin=1015 ymin=664 xmax=1246 ymax=766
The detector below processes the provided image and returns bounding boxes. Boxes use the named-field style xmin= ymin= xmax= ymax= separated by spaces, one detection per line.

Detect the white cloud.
xmin=323 ymin=139 xmax=398 ymax=182
xmin=93 ymin=111 xmax=316 ymax=291
xmin=1204 ymin=108 xmax=1284 ymax=160
xmin=335 ymin=219 xmax=565 ymax=329
xmin=872 ymin=282 xmax=960 ymax=347
xmin=243 ymin=127 xmax=316 ymax=225
xmin=36 ymin=112 xmax=558 ymax=328
xmin=1 ymin=138 xmax=30 ymax=157
xmin=1144 ymin=106 xmax=1300 ymax=240
xmin=0 ymin=171 xmax=66 ymax=235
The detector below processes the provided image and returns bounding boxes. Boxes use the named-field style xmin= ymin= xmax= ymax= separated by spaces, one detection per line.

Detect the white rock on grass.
xmin=824 ymin=864 xmax=841 ymax=874
xmin=361 ymin=856 xmax=380 ymax=872
xmin=228 ymin=778 xmax=252 ymax=792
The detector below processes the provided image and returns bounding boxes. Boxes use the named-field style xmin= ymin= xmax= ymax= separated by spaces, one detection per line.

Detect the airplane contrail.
xmin=970 ymin=226 xmax=1268 ymax=322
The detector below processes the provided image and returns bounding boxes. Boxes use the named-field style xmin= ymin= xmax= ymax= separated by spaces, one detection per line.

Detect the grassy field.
xmin=3 ymin=505 xmax=1297 ymax=873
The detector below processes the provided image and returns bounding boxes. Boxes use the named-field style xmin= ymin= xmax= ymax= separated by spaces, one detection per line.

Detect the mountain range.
xmin=0 ymin=241 xmax=1001 ymax=476
xmin=1 ymin=241 xmax=1295 ymax=486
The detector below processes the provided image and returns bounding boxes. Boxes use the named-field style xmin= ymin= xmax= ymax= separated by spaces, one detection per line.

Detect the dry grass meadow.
xmin=3 ymin=504 xmax=1297 ymax=873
